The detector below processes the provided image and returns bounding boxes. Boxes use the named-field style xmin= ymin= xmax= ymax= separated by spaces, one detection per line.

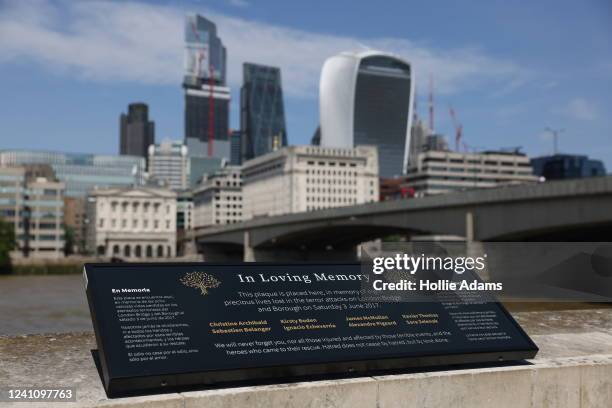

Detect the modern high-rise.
xmin=319 ymin=51 xmax=414 ymax=178
xmin=531 ymin=154 xmax=606 ymax=180
xmin=0 ymin=167 xmax=65 ymax=259
xmin=240 ymin=63 xmax=287 ymax=162
xmin=183 ymin=14 xmax=230 ymax=160
xmin=230 ymin=130 xmax=242 ymax=165
xmin=0 ymin=150 xmax=145 ymax=197
xmin=120 ymin=103 xmax=155 ymax=159
xmin=147 ymin=140 xmax=190 ymax=191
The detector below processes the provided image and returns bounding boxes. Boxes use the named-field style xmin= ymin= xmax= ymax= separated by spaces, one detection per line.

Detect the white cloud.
xmin=0 ymin=0 xmax=530 ymax=99
xmin=563 ymin=98 xmax=599 ymax=121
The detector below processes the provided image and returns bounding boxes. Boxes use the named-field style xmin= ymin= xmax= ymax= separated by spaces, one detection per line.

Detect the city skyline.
xmin=0 ymin=0 xmax=610 ymax=168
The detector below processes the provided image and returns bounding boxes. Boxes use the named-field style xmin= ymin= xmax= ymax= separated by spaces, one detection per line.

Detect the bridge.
xmin=192 ymin=176 xmax=612 ymax=261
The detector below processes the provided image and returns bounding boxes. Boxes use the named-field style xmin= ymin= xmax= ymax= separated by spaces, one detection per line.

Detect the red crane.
xmin=448 ymin=106 xmax=463 ymax=152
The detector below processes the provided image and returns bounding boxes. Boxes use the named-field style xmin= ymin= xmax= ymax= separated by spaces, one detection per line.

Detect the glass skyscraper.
xmin=183 ymin=14 xmax=230 ymax=160
xmin=119 ymin=103 xmax=155 ymax=159
xmin=230 ymin=130 xmax=242 ymax=165
xmin=319 ymin=51 xmax=414 ymax=177
xmin=240 ymin=63 xmax=287 ymax=162
xmin=531 ymin=154 xmax=607 ymax=180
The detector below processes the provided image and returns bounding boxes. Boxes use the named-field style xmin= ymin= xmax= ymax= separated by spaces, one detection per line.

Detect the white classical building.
xmin=86 ymin=187 xmax=177 ymax=258
xmin=193 ymin=166 xmax=243 ymax=229
xmin=319 ymin=50 xmax=414 ymax=177
xmin=242 ymin=145 xmax=379 ymax=219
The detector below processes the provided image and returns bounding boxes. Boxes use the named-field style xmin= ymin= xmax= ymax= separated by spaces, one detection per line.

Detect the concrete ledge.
xmin=1 ymin=334 xmax=612 ymax=408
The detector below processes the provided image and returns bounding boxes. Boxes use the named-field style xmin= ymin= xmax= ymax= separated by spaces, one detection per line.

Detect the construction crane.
xmin=448 ymin=106 xmax=463 ymax=152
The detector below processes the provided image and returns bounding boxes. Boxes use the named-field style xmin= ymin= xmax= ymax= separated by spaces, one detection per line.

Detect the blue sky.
xmin=0 ymin=0 xmax=611 ymax=168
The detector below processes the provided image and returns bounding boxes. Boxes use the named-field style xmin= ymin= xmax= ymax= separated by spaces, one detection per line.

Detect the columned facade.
xmin=86 ymin=187 xmax=177 ymax=259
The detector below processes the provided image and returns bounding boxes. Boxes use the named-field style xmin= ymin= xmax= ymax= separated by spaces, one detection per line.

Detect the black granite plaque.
xmin=84 ymin=262 xmax=538 ymax=397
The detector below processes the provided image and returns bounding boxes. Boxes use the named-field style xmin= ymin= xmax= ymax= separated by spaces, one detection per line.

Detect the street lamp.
xmin=544 ymin=127 xmax=565 ymax=155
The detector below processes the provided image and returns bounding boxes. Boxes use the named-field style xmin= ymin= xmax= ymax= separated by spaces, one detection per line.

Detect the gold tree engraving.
xmin=180 ymin=272 xmax=221 ymax=295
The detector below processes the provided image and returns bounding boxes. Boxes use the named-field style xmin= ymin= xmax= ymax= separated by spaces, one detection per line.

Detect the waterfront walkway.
xmin=1 ymin=308 xmax=611 ymax=407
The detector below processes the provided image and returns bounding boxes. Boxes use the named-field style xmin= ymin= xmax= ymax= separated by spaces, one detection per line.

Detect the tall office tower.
xmin=230 ymin=130 xmax=242 ymax=165
xmin=183 ymin=14 xmax=231 ymax=160
xmin=319 ymin=51 xmax=414 ymax=178
xmin=120 ymin=103 xmax=155 ymax=158
xmin=240 ymin=63 xmax=287 ymax=162
xmin=148 ymin=140 xmax=190 ymax=191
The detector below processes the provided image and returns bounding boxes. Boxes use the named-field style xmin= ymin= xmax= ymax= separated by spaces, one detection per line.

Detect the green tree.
xmin=0 ymin=218 xmax=16 ymax=274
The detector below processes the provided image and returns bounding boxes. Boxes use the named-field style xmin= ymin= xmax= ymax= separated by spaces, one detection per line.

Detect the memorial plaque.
xmin=84 ymin=262 xmax=538 ymax=397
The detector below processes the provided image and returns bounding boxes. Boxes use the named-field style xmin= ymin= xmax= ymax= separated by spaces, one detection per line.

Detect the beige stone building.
xmin=86 ymin=187 xmax=177 ymax=258
xmin=193 ymin=166 xmax=243 ymax=229
xmin=63 ymin=196 xmax=86 ymax=253
xmin=242 ymin=145 xmax=379 ymax=219
xmin=403 ymin=150 xmax=538 ymax=196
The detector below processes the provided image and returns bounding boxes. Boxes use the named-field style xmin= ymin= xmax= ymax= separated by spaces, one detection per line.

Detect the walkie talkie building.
xmin=319 ymin=51 xmax=414 ymax=177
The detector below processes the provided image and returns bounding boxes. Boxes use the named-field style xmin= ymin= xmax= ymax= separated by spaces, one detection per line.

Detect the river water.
xmin=1 ymin=274 xmax=610 ymax=337
xmin=0 ymin=275 xmax=92 ymax=336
